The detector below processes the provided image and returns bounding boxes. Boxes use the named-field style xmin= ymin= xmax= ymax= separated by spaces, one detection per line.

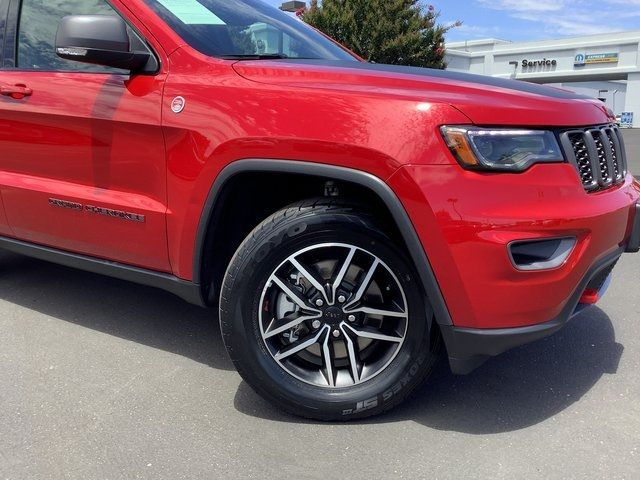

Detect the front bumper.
xmin=626 ymin=203 xmax=640 ymax=253
xmin=388 ymin=165 xmax=640 ymax=374
xmin=440 ymin=246 xmax=622 ymax=374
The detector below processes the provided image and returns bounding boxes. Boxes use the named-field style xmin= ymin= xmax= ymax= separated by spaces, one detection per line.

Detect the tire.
xmin=219 ymin=198 xmax=441 ymax=421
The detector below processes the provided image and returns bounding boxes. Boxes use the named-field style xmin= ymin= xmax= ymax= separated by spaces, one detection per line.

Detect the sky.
xmin=261 ymin=0 xmax=640 ymax=43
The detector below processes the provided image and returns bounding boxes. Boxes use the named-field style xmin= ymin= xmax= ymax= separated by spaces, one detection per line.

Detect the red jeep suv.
xmin=0 ymin=0 xmax=638 ymax=420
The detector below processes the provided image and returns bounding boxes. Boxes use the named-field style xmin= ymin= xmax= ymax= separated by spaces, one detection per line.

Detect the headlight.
xmin=440 ymin=126 xmax=564 ymax=172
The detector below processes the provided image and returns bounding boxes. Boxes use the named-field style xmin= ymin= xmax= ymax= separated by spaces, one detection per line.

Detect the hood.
xmin=233 ymin=59 xmax=612 ymax=127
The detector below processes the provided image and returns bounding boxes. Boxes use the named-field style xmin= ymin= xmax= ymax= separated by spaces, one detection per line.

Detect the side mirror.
xmin=55 ymin=15 xmax=150 ymax=72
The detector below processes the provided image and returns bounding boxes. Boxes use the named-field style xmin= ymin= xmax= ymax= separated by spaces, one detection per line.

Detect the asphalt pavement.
xmin=0 ymin=131 xmax=639 ymax=480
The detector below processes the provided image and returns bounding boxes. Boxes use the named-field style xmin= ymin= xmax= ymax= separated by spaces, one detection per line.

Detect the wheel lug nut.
xmin=333 ymin=329 xmax=341 ymax=338
xmin=348 ymin=314 xmax=356 ymax=322
xmin=337 ymin=295 xmax=346 ymax=303
xmin=312 ymin=320 xmax=322 ymax=329
xmin=315 ymin=299 xmax=324 ymax=307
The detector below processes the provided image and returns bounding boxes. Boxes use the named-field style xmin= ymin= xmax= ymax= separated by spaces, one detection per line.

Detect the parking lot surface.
xmin=0 ymin=131 xmax=639 ymax=480
xmin=624 ymin=129 xmax=640 ymax=176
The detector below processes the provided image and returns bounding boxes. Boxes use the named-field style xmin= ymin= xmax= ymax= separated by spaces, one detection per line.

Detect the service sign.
xmin=574 ymin=52 xmax=619 ymax=66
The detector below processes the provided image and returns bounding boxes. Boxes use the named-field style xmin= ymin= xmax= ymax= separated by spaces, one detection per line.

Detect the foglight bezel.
xmin=440 ymin=126 xmax=565 ymax=172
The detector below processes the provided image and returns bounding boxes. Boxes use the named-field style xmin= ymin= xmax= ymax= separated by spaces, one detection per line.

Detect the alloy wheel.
xmin=259 ymin=243 xmax=408 ymax=388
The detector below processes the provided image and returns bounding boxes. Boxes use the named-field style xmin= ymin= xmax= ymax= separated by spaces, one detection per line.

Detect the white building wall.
xmin=627 ymin=73 xmax=640 ymax=128
xmin=547 ymin=81 xmax=627 ymax=114
xmin=445 ymin=54 xmax=470 ymax=72
xmin=446 ymin=31 xmax=640 ymax=127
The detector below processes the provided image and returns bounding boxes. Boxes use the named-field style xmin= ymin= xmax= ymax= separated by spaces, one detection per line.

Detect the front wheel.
xmin=219 ymin=200 xmax=440 ymax=421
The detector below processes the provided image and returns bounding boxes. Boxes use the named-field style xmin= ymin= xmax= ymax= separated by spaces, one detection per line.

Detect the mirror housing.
xmin=55 ymin=15 xmax=150 ymax=72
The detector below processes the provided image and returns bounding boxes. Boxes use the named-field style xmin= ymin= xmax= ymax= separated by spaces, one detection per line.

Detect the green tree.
xmin=301 ymin=0 xmax=457 ymax=69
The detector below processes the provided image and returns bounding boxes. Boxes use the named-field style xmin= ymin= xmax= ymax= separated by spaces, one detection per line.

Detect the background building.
xmin=445 ymin=31 xmax=640 ymax=127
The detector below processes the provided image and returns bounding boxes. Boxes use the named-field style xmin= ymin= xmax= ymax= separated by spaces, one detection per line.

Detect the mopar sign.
xmin=575 ymin=52 xmax=619 ymax=66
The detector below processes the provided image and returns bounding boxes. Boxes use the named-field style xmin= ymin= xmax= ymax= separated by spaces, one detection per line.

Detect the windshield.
xmin=143 ymin=0 xmax=358 ymax=61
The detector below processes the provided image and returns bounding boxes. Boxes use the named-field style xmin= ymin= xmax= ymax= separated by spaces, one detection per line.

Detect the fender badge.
xmin=171 ymin=96 xmax=186 ymax=114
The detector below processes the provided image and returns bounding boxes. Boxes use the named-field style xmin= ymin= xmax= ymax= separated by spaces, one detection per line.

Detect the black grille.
xmin=560 ymin=124 xmax=627 ymax=192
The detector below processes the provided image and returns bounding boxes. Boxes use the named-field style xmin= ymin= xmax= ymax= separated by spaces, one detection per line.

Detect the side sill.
xmin=0 ymin=236 xmax=205 ymax=307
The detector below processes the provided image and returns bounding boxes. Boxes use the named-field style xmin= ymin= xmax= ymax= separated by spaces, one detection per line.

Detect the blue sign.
xmin=575 ymin=52 xmax=619 ymax=67
xmin=621 ymin=112 xmax=634 ymax=128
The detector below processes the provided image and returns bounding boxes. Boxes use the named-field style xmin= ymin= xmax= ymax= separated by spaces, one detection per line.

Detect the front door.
xmin=0 ymin=0 xmax=170 ymax=272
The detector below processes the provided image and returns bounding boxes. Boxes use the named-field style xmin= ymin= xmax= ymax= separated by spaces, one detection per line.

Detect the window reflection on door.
xmin=243 ymin=23 xmax=303 ymax=57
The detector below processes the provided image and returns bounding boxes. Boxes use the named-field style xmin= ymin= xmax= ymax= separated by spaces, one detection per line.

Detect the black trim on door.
xmin=194 ymin=160 xmax=454 ymax=327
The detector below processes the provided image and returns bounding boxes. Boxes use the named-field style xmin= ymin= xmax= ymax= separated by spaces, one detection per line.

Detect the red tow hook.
xmin=579 ymin=288 xmax=600 ymax=305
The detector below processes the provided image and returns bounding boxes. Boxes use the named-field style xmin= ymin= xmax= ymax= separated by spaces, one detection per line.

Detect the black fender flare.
xmin=194 ymin=159 xmax=453 ymax=326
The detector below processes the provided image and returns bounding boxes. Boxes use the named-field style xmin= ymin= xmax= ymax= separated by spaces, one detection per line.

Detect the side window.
xmin=17 ymin=0 xmax=145 ymax=73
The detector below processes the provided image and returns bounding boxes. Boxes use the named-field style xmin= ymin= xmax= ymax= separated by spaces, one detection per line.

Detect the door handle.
xmin=0 ymin=84 xmax=33 ymax=100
